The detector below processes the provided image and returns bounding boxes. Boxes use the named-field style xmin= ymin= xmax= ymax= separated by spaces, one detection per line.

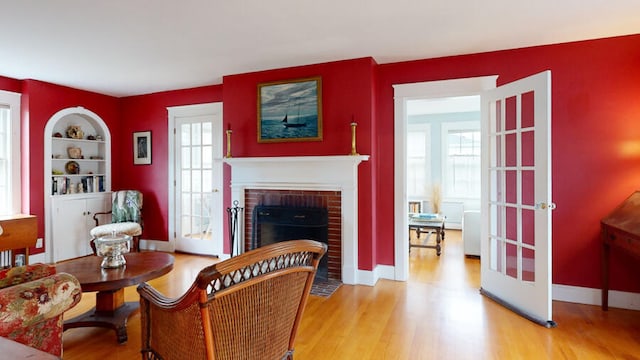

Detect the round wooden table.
xmin=57 ymin=252 xmax=174 ymax=344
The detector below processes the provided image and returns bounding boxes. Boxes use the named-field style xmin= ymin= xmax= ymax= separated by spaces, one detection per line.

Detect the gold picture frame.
xmin=257 ymin=77 xmax=322 ymax=143
xmin=133 ymin=131 xmax=152 ymax=165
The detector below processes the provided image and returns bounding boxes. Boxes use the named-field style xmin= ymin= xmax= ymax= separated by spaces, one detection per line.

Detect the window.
xmin=407 ymin=123 xmax=431 ymax=198
xmin=444 ymin=126 xmax=481 ymax=199
xmin=0 ymin=90 xmax=21 ymax=215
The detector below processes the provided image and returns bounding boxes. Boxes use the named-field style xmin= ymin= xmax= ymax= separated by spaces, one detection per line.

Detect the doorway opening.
xmin=393 ymin=76 xmax=498 ymax=282
xmin=406 ymin=95 xmax=481 ymax=229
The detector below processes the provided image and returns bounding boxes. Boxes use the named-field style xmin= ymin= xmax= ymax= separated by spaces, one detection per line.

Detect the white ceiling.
xmin=1 ymin=1 xmax=638 ymax=97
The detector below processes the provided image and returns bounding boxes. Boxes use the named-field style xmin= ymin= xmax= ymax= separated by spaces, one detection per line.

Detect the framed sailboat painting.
xmin=257 ymin=76 xmax=323 ymax=143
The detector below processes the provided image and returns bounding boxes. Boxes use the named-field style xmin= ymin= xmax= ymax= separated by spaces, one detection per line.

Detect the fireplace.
xmin=251 ymin=205 xmax=329 ymax=280
xmin=224 ymin=155 xmax=369 ymax=285
xmin=244 ymin=189 xmax=341 ymax=280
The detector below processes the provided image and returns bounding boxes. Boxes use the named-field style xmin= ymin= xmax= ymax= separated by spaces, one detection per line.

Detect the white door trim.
xmin=393 ymin=76 xmax=498 ymax=281
xmin=167 ymin=102 xmax=223 ymax=253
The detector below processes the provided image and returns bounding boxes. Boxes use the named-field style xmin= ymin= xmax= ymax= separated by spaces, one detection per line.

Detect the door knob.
xmin=535 ymin=202 xmax=556 ymax=210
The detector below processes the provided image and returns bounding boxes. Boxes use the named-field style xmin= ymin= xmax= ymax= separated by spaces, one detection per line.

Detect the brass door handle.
xmin=535 ymin=202 xmax=556 ymax=210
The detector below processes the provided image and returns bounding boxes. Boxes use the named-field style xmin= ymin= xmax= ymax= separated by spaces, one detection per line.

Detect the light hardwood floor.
xmin=62 ymin=231 xmax=640 ymax=359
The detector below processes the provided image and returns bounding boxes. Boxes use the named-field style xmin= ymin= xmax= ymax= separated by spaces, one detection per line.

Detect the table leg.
xmin=64 ymin=288 xmax=139 ymax=344
xmin=602 ymin=241 xmax=610 ymax=311
xmin=408 ymin=224 xmax=443 ymax=256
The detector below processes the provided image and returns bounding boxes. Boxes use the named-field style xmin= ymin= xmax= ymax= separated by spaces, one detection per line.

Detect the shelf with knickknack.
xmin=50 ymin=139 xmax=107 ymax=195
xmin=44 ymin=107 xmax=112 ymax=262
xmin=48 ymin=110 xmax=110 ymax=197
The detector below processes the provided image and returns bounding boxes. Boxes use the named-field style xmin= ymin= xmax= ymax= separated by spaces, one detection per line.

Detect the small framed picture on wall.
xmin=133 ymin=131 xmax=152 ymax=165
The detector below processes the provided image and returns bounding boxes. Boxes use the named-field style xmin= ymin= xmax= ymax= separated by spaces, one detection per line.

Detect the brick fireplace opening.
xmin=244 ymin=189 xmax=342 ymax=281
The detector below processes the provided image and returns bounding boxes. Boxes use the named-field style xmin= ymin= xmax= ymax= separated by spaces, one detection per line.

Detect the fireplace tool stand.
xmin=226 ymin=200 xmax=244 ymax=257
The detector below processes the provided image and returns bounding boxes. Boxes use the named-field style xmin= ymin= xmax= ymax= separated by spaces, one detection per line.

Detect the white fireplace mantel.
xmin=224 ymin=155 xmax=369 ymax=285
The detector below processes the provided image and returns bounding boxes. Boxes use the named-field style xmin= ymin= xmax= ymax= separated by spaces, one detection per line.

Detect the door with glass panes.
xmin=169 ymin=103 xmax=223 ymax=256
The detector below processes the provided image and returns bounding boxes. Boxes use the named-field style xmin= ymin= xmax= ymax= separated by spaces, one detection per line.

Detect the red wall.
xmin=118 ymin=86 xmax=223 ymax=241
xmin=222 ymin=57 xmax=378 ymax=269
xmin=18 ymin=80 xmax=120 ymax=254
xmin=3 ymin=34 xmax=640 ymax=293
xmin=376 ymin=34 xmax=640 ymax=291
xmin=0 ymin=75 xmax=21 ymax=93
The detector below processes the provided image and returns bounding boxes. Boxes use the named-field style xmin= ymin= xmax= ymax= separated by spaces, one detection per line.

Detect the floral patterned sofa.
xmin=0 ymin=263 xmax=82 ymax=357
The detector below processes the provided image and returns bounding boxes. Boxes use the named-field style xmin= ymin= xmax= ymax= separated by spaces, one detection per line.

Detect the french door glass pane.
xmin=181 ymin=124 xmax=190 ymax=143
xmin=505 ymin=96 xmax=517 ymax=131
xmin=191 ymin=123 xmax=201 ymax=145
xmin=521 ymin=91 xmax=535 ymax=128
xmin=522 ymin=131 xmax=534 ymax=166
xmin=522 ymin=209 xmax=535 ymax=246
xmin=506 ymin=242 xmax=518 ymax=279
xmin=522 ymin=170 xmax=535 ymax=206
xmin=523 ymin=248 xmax=535 ymax=282
xmin=181 ymin=147 xmax=191 ymax=168
xmin=179 ymin=118 xmax=214 ymax=241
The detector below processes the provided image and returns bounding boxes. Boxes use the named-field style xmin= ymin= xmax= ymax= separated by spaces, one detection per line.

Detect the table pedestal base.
xmin=64 ymin=288 xmax=139 ymax=344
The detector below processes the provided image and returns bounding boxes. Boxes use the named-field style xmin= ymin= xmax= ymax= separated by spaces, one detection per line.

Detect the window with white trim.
xmin=407 ymin=123 xmax=431 ymax=198
xmin=443 ymin=122 xmax=481 ymax=199
xmin=0 ymin=90 xmax=21 ymax=215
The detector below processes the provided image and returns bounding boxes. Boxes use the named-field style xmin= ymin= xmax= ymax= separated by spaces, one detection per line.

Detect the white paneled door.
xmin=480 ymin=71 xmax=555 ymax=327
xmin=168 ymin=103 xmax=223 ymax=256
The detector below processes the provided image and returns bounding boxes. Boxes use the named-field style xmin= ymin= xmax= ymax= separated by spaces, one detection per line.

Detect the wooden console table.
xmin=601 ymin=191 xmax=640 ymax=310
xmin=0 ymin=214 xmax=37 ymax=267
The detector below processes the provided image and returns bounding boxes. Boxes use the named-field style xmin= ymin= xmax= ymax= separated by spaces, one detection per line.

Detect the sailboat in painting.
xmin=282 ymin=114 xmax=306 ymax=128
xmin=282 ymin=100 xmax=306 ymax=128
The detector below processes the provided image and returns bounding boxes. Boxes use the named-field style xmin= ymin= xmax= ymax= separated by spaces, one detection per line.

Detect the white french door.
xmin=480 ymin=71 xmax=555 ymax=327
xmin=168 ymin=103 xmax=224 ymax=256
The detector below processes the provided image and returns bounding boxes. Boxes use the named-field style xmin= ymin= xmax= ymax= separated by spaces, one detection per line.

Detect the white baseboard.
xmin=355 ymin=269 xmax=376 ymax=286
xmin=375 ymin=264 xmax=396 ymax=282
xmin=552 ymin=284 xmax=640 ymax=311
xmin=140 ymin=238 xmax=174 ymax=252
xmin=139 ymin=239 xmax=231 ymax=260
xmin=355 ymin=264 xmax=396 ymax=286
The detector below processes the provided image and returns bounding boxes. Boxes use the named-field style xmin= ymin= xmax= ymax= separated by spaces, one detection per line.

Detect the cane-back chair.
xmin=137 ymin=239 xmax=327 ymax=360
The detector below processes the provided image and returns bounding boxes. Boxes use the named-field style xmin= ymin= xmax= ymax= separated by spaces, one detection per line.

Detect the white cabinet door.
xmin=51 ymin=194 xmax=110 ymax=262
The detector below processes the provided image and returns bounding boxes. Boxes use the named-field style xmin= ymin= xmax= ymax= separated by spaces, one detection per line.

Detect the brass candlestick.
xmin=225 ymin=129 xmax=232 ymax=158
xmin=350 ymin=122 xmax=359 ymax=156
